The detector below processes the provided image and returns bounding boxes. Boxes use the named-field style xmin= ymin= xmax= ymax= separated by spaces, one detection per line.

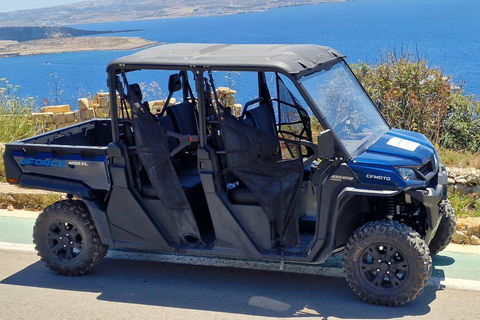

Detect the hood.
xmin=357 ymin=129 xmax=436 ymax=167
xmin=348 ymin=129 xmax=438 ymax=188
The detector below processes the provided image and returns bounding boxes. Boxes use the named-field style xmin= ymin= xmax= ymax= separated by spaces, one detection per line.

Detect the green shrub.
xmin=0 ymin=78 xmax=38 ymax=143
xmin=352 ymin=50 xmax=480 ymax=152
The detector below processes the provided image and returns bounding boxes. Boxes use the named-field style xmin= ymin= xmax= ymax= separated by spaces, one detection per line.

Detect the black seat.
xmin=129 ymin=83 xmax=151 ymax=112
xmin=141 ymin=171 xmax=201 ymax=199
xmin=245 ymin=104 xmax=277 ymax=135
xmin=167 ymin=101 xmax=198 ymax=135
xmin=229 ymin=184 xmax=259 ymax=205
xmin=244 ymin=103 xmax=312 ymax=182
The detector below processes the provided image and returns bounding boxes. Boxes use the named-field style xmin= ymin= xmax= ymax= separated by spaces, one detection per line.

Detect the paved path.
xmin=1 ymin=250 xmax=480 ymax=320
xmin=1 ymin=210 xmax=480 ymax=319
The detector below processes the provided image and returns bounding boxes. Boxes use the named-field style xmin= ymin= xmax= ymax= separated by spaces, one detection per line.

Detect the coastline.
xmin=0 ymin=1 xmax=348 ymax=27
xmin=0 ymin=37 xmax=159 ymax=58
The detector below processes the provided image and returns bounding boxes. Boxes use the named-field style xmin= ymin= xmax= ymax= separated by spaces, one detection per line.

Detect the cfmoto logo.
xmin=19 ymin=157 xmax=67 ymax=168
xmin=366 ymin=174 xmax=391 ymax=181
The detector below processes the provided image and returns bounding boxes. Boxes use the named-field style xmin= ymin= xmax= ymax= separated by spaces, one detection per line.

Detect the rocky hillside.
xmin=0 ymin=0 xmax=346 ymax=27
xmin=0 ymin=26 xmax=137 ymax=42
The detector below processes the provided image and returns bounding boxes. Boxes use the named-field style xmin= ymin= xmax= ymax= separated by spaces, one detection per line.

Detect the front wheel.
xmin=429 ymin=201 xmax=456 ymax=256
xmin=344 ymin=220 xmax=432 ymax=306
xmin=33 ymin=200 xmax=109 ymax=276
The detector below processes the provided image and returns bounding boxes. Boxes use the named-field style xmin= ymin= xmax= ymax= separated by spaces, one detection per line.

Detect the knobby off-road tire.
xmin=344 ymin=220 xmax=432 ymax=306
xmin=429 ymin=201 xmax=456 ymax=256
xmin=33 ymin=200 xmax=109 ymax=276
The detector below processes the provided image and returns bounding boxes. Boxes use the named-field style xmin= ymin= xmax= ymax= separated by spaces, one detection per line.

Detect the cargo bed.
xmin=3 ymin=119 xmax=112 ymax=197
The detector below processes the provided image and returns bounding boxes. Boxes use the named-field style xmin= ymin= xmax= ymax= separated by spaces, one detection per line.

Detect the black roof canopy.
xmin=108 ymin=43 xmax=344 ymax=74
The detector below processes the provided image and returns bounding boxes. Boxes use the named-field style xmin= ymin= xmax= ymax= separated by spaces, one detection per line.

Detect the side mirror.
xmin=317 ymin=129 xmax=335 ymax=159
xmin=168 ymin=74 xmax=182 ymax=93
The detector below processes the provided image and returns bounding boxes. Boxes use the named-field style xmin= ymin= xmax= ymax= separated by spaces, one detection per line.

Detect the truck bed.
xmin=3 ymin=119 xmax=113 ymax=196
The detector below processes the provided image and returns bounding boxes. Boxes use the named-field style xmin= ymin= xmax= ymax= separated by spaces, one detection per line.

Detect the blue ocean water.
xmin=0 ymin=0 xmax=479 ymax=107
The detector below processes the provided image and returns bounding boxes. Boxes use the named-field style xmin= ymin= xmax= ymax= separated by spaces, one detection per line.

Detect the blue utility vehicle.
xmin=3 ymin=44 xmax=456 ymax=306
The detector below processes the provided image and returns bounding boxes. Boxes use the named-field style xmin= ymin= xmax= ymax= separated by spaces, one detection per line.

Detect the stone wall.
xmin=448 ymin=167 xmax=480 ymax=195
xmin=31 ymin=105 xmax=80 ymax=132
xmin=33 ymin=88 xmax=241 ymax=133
xmin=78 ymin=92 xmax=110 ymax=121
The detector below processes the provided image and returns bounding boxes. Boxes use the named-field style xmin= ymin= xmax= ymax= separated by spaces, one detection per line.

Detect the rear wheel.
xmin=344 ymin=220 xmax=431 ymax=306
xmin=33 ymin=200 xmax=109 ymax=276
xmin=429 ymin=201 xmax=456 ymax=256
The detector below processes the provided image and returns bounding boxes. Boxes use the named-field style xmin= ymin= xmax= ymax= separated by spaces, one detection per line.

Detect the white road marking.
xmin=1 ymin=241 xmax=479 ymax=292
xmin=0 ymin=242 xmax=35 ymax=252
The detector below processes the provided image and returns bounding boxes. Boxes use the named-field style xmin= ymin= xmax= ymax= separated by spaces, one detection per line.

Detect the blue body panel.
xmin=12 ymin=150 xmax=110 ymax=191
xmin=349 ymin=129 xmax=439 ymax=189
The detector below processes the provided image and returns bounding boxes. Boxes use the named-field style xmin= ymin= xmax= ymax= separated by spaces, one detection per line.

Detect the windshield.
xmin=301 ymin=62 xmax=389 ymax=156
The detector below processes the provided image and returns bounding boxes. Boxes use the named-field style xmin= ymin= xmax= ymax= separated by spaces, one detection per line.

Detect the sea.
xmin=0 ymin=0 xmax=479 ymax=108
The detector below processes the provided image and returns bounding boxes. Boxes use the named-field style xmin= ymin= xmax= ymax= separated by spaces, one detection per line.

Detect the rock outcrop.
xmin=448 ymin=167 xmax=480 ymax=195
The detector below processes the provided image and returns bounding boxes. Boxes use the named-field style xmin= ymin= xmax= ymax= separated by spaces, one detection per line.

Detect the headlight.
xmin=397 ymin=168 xmax=417 ymax=181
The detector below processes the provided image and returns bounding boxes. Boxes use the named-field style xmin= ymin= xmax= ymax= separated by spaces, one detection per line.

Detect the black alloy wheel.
xmin=34 ymin=200 xmax=109 ymax=276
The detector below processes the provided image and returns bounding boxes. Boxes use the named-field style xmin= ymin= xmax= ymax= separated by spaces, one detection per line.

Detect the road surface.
xmin=1 ymin=211 xmax=480 ymax=319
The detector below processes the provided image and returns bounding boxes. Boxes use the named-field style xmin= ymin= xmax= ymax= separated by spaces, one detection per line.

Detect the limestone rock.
xmin=455 ymin=176 xmax=467 ymax=184
xmin=448 ymin=177 xmax=455 ymax=185
xmin=470 ymin=235 xmax=480 ymax=245
xmin=455 ymin=183 xmax=469 ymax=192
xmin=7 ymin=205 xmax=14 ymax=211
xmin=95 ymin=107 xmax=110 ymax=118
xmin=78 ymin=98 xmax=90 ymax=111
xmin=466 ymin=225 xmax=480 ymax=236
xmin=41 ymin=105 xmax=70 ymax=113
xmin=452 ymin=230 xmax=468 ymax=244
xmin=64 ymin=111 xmax=76 ymax=123
xmin=93 ymin=93 xmax=110 ymax=109
xmin=467 ymin=175 xmax=480 ymax=186
xmin=233 ymin=104 xmax=243 ymax=117
xmin=54 ymin=113 xmax=66 ymax=124
xmin=81 ymin=108 xmax=95 ymax=120
xmin=217 ymin=87 xmax=237 ymax=95
xmin=32 ymin=112 xmax=55 ymax=124
xmin=149 ymin=98 xmax=176 ymax=115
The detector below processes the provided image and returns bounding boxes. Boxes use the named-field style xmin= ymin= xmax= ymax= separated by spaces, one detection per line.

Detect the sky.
xmin=0 ymin=0 xmax=83 ymax=13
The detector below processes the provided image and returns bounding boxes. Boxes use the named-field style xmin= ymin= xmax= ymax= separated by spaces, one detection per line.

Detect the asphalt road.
xmin=1 ymin=250 xmax=480 ymax=320
xmin=1 ymin=211 xmax=480 ymax=319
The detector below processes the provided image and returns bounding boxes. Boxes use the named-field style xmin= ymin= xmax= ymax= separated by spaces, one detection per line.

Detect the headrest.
xmin=129 ymin=83 xmax=143 ymax=101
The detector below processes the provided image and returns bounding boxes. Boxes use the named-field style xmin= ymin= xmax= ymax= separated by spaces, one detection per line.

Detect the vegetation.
xmin=351 ymin=50 xmax=480 ymax=153
xmin=438 ymin=148 xmax=480 ymax=169
xmin=448 ymin=190 xmax=480 ymax=218
xmin=0 ymin=78 xmax=37 ymax=143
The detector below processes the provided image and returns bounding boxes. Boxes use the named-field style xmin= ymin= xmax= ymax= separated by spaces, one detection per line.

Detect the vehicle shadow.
xmin=431 ymin=254 xmax=455 ymax=286
xmin=1 ymin=257 xmax=439 ymax=318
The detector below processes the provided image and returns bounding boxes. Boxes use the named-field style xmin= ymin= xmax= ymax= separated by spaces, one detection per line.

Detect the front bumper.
xmin=406 ymin=165 xmax=449 ymax=244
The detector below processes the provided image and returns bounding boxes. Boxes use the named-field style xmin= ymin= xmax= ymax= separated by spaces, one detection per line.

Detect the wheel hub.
xmin=47 ymin=221 xmax=83 ymax=260
xmin=359 ymin=243 xmax=409 ymax=289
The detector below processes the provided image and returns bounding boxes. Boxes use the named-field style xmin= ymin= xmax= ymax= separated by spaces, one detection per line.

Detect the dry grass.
xmin=438 ymin=148 xmax=480 ymax=169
